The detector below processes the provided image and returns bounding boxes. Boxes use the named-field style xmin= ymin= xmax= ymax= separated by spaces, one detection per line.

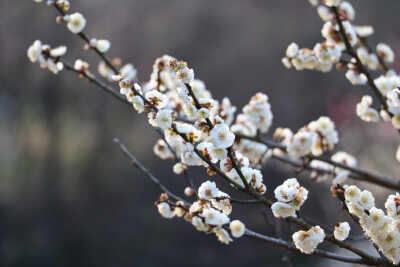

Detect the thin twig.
xmin=114 ymin=138 xmax=188 ymax=204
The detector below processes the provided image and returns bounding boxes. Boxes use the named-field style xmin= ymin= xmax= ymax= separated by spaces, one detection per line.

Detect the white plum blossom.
xmin=132 ymin=95 xmax=144 ymax=113
xmin=359 ymin=190 xmax=375 ymax=210
xmin=292 ymin=226 xmax=325 ymax=254
xmin=230 ymin=220 xmax=245 ymax=238
xmin=198 ymin=181 xmax=219 ymax=201
xmin=209 ymin=145 xmax=228 ymax=161
xmin=157 ymin=202 xmax=175 ymax=219
xmin=332 ymin=151 xmax=357 ymax=167
xmin=242 ymin=93 xmax=273 ymax=133
xmin=357 ymin=47 xmax=379 ymax=71
xmin=74 ymin=59 xmax=89 ymax=72
xmin=325 ymin=0 xmax=342 ymax=7
xmin=374 ymin=75 xmax=399 ymax=96
xmin=191 ymin=216 xmax=209 ymax=232
xmin=334 ymin=222 xmax=350 ymax=241
xmin=369 ymin=207 xmax=387 ymax=229
xmin=356 ymin=95 xmax=380 ymax=123
xmin=332 ymin=171 xmax=349 ymax=185
xmin=356 ymin=25 xmax=374 ymax=37
xmin=210 ymin=124 xmax=235 ymax=148
xmin=286 ymin=43 xmax=299 ymax=58
xmin=317 ymin=6 xmax=332 ymax=22
xmin=145 ymin=90 xmax=167 ymax=109
xmin=272 ymin=202 xmax=297 ymax=218
xmin=341 ymin=21 xmax=358 ymax=46
xmin=155 ymin=109 xmax=173 ymax=130
xmin=287 ymin=131 xmax=314 ymax=159
xmin=211 ymin=191 xmax=232 ymax=215
xmin=377 ymin=43 xmax=395 ymax=63
xmin=181 ymin=142 xmax=203 ymax=166
xmin=49 ymin=46 xmax=67 ymax=57
xmin=202 ymin=208 xmax=230 ymax=226
xmin=27 ymin=40 xmax=42 ymax=63
xmin=189 ymin=201 xmax=204 ymax=214
xmin=153 ymin=139 xmax=174 ymax=160
xmin=344 ymin=185 xmax=361 ymax=203
xmin=346 ymin=69 xmax=367 ymax=85
xmin=213 ymin=227 xmax=232 ymax=244
xmin=340 ymin=1 xmax=355 ymax=21
xmin=67 ymin=12 xmax=87 ymax=34
xmin=385 ymin=193 xmax=400 ymax=219
xmin=96 ymin=39 xmax=111 ymax=53
xmin=388 ymin=89 xmax=400 ymax=108
xmin=173 ymin=163 xmax=187 ymax=175
xmin=282 ymin=57 xmax=292 ymax=69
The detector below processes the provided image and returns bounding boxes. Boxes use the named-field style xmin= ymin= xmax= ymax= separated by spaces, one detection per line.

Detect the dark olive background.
xmin=1 ymin=1 xmax=400 ymax=266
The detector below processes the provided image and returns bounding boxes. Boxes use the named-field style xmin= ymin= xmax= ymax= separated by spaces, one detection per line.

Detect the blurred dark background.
xmin=1 ymin=0 xmax=400 ymax=266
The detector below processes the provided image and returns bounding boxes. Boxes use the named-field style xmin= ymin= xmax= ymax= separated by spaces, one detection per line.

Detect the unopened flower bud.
xmin=184 ymin=187 xmax=195 ymax=197
xmin=56 ymin=16 xmax=64 ymax=24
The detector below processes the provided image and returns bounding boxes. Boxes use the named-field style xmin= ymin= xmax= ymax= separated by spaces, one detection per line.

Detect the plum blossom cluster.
xmin=273 ymin=116 xmax=338 ymax=160
xmin=112 ymin=55 xmax=269 ymax=193
xmin=355 ymin=67 xmax=400 ymax=130
xmin=288 ymin=0 xmax=400 ymax=136
xmin=27 ymin=40 xmax=65 ymax=74
xmin=230 ymin=93 xmax=273 ymax=165
xmin=343 ymin=185 xmax=400 ymax=264
xmin=271 ymin=178 xmax=308 ymax=218
xmin=29 ymin=0 xmax=400 ymax=265
xmin=288 ymin=0 xmax=400 ymax=162
xmin=282 ymin=41 xmax=341 ymax=73
xmin=157 ymin=181 xmax=245 ymax=244
xmin=334 ymin=221 xmax=350 ymax=241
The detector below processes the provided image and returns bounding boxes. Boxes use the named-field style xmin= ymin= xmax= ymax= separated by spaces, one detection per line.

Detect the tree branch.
xmin=244 ymin=229 xmax=376 ymax=265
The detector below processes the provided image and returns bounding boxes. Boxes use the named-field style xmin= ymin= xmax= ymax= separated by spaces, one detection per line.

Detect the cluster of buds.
xmin=181 ymin=181 xmax=245 ymax=244
xmin=156 ymin=193 xmax=186 ymax=219
xmin=84 ymin=38 xmax=111 ymax=53
xmin=220 ymin=154 xmax=267 ymax=194
xmin=274 ymin=116 xmax=338 ymax=160
xmin=27 ymin=40 xmax=65 ymax=74
xmin=282 ymin=41 xmax=341 ymax=72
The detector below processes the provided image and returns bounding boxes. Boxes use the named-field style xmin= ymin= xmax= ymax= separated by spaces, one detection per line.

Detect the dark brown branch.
xmin=245 ymin=229 xmax=377 ymax=266
xmin=332 ymin=7 xmax=389 ymax=113
xmin=236 ymin=133 xmax=400 ymax=190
